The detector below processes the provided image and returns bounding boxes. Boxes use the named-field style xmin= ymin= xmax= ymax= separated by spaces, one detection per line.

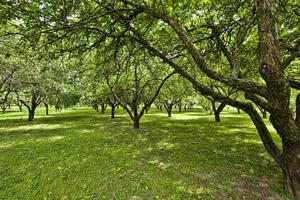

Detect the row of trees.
xmin=0 ymin=42 xmax=81 ymax=120
xmin=0 ymin=0 xmax=299 ymax=197
xmin=0 ymin=37 xmax=230 ymax=124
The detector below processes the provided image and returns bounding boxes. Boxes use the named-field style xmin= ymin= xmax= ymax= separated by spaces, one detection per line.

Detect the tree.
xmin=0 ymin=44 xmax=20 ymax=113
xmin=158 ymin=75 xmax=194 ymax=117
xmin=19 ymin=88 xmax=43 ymax=121
xmin=104 ymin=45 xmax=175 ymax=128
xmin=99 ymin=1 xmax=299 ymax=196
xmin=5 ymin=0 xmax=299 ymax=196
xmin=203 ymin=82 xmax=238 ymax=122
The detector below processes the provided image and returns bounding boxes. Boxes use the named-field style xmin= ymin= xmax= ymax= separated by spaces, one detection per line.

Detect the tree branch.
xmin=139 ymin=71 xmax=176 ymax=118
xmin=121 ymin=0 xmax=268 ymax=97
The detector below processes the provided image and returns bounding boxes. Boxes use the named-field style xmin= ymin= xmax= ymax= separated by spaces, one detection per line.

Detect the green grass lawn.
xmin=0 ymin=107 xmax=290 ymax=199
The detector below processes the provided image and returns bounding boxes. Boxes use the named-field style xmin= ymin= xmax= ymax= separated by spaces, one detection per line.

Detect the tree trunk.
xmin=296 ymin=93 xmax=300 ymax=127
xmin=214 ymin=112 xmax=221 ymax=122
xmin=45 ymin=103 xmax=49 ymax=116
xmin=18 ymin=104 xmax=22 ymax=112
xmin=282 ymin=141 xmax=300 ymax=199
xmin=101 ymin=103 xmax=106 ymax=114
xmin=178 ymin=103 xmax=182 ymax=112
xmin=211 ymin=101 xmax=226 ymax=122
xmin=1 ymin=104 xmax=6 ymax=114
xmin=111 ymin=105 xmax=115 ymax=119
xmin=168 ymin=111 xmax=171 ymax=117
xmin=94 ymin=104 xmax=99 ymax=112
xmin=237 ymin=108 xmax=241 ymax=114
xmin=28 ymin=108 xmax=35 ymax=121
xmin=133 ymin=118 xmax=140 ymax=129
xmin=255 ymin=0 xmax=300 ymax=198
xmin=164 ymin=104 xmax=173 ymax=117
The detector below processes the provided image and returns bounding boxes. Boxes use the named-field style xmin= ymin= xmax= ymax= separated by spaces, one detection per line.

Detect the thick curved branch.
xmin=139 ymin=71 xmax=176 ymax=118
xmin=19 ymin=99 xmax=30 ymax=111
xmin=245 ymin=93 xmax=271 ymax=112
xmin=124 ymin=24 xmax=283 ymax=167
xmin=105 ymin=76 xmax=135 ymax=120
xmin=211 ymin=16 xmax=256 ymax=78
xmin=121 ymin=0 xmax=268 ymax=97
xmin=244 ymin=107 xmax=285 ymax=170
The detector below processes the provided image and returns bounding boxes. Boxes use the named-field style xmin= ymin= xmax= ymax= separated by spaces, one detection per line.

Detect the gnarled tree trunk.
xmin=211 ymin=100 xmax=226 ymax=122
xmin=45 ymin=103 xmax=49 ymax=116
xmin=133 ymin=118 xmax=140 ymax=129
xmin=101 ymin=103 xmax=106 ymax=114
xmin=28 ymin=108 xmax=35 ymax=121
xmin=111 ymin=104 xmax=115 ymax=119
xmin=256 ymin=0 xmax=300 ymax=198
xmin=163 ymin=103 xmax=174 ymax=117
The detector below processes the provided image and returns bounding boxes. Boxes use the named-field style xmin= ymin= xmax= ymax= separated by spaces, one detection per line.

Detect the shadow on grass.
xmin=0 ymin=108 xmax=286 ymax=199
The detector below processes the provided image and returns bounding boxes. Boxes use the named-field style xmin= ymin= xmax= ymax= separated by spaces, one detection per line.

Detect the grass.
xmin=0 ymin=107 xmax=290 ymax=199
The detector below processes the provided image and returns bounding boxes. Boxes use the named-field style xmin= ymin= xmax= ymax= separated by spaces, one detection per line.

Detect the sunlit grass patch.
xmin=0 ymin=108 xmax=288 ymax=199
xmin=0 ymin=123 xmax=63 ymax=132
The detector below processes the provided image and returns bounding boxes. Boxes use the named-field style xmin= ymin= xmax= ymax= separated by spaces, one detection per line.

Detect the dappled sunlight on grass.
xmin=242 ymin=139 xmax=263 ymax=144
xmin=156 ymin=140 xmax=177 ymax=150
xmin=0 ymin=141 xmax=15 ymax=149
xmin=36 ymin=135 xmax=65 ymax=142
xmin=171 ymin=114 xmax=204 ymax=120
xmin=0 ymin=135 xmax=66 ymax=149
xmin=0 ymin=123 xmax=64 ymax=132
xmin=0 ymin=108 xmax=288 ymax=199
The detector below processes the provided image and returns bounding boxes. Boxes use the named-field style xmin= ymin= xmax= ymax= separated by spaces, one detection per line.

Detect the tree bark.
xmin=28 ymin=108 xmax=35 ymax=121
xmin=164 ymin=103 xmax=173 ymax=117
xmin=178 ymin=103 xmax=182 ymax=112
xmin=296 ymin=93 xmax=300 ymax=127
xmin=282 ymin=141 xmax=300 ymax=198
xmin=167 ymin=110 xmax=172 ymax=117
xmin=133 ymin=118 xmax=140 ymax=129
xmin=111 ymin=104 xmax=115 ymax=119
xmin=1 ymin=103 xmax=6 ymax=114
xmin=214 ymin=112 xmax=221 ymax=122
xmin=101 ymin=103 xmax=106 ymax=114
xmin=18 ymin=104 xmax=22 ymax=112
xmin=256 ymin=0 xmax=300 ymax=198
xmin=211 ymin=100 xmax=226 ymax=122
xmin=120 ymin=0 xmax=300 ymax=197
xmin=45 ymin=103 xmax=49 ymax=116
xmin=93 ymin=104 xmax=99 ymax=112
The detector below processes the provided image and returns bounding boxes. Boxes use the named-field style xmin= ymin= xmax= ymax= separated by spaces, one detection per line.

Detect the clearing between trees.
xmin=0 ymin=108 xmax=290 ymax=199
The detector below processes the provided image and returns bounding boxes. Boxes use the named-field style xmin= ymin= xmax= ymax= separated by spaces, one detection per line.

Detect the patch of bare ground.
xmin=223 ymin=180 xmax=288 ymax=200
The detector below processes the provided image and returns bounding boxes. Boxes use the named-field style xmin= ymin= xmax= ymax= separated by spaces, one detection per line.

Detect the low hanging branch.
xmin=120 ymin=0 xmax=268 ymax=98
xmin=123 ymin=22 xmax=284 ymax=168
